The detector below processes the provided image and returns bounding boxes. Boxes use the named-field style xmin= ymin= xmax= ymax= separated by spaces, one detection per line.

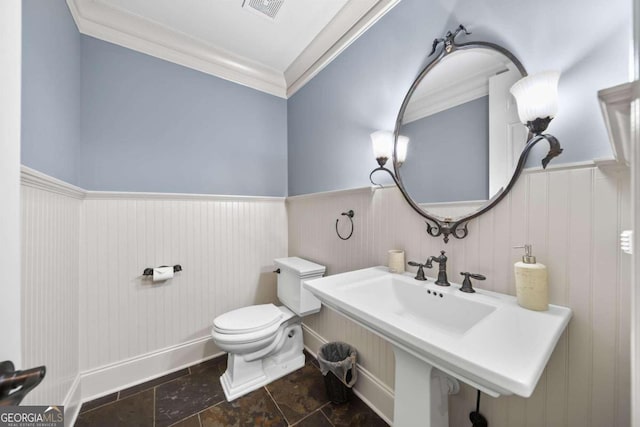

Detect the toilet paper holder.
xmin=143 ymin=265 xmax=182 ymax=276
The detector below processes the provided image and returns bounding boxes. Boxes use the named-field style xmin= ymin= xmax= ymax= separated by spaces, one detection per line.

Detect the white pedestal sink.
xmin=303 ymin=267 xmax=572 ymax=427
xmin=393 ymin=347 xmax=460 ymax=427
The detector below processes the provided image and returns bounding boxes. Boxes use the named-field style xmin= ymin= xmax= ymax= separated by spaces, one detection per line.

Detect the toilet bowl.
xmin=211 ymin=257 xmax=326 ymax=401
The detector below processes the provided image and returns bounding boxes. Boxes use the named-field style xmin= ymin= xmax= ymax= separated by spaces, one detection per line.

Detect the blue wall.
xmin=401 ymin=96 xmax=488 ymax=203
xmin=78 ymin=36 xmax=287 ymax=196
xmin=21 ymin=0 xmax=287 ymax=196
xmin=22 ymin=0 xmax=630 ymax=196
xmin=22 ymin=0 xmax=82 ymax=185
xmin=287 ymin=0 xmax=631 ymax=195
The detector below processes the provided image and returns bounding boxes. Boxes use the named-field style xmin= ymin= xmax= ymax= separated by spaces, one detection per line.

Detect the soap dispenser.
xmin=514 ymin=244 xmax=548 ymax=311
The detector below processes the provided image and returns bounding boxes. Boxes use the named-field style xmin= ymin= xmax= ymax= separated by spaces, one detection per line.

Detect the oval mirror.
xmin=389 ymin=26 xmax=558 ymax=242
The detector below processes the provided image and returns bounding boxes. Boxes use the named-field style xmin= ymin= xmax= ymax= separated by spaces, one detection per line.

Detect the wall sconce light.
xmin=396 ymin=134 xmax=409 ymax=166
xmin=510 ymin=70 xmax=563 ymax=168
xmin=369 ymin=130 xmax=409 ymax=186
xmin=371 ymin=130 xmax=393 ymax=167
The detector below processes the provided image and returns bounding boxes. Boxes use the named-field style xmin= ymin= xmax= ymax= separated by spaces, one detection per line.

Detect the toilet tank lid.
xmin=274 ymin=257 xmax=326 ymax=277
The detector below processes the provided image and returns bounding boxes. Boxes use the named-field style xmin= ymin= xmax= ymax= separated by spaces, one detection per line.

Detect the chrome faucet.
xmin=426 ymin=250 xmax=450 ymax=286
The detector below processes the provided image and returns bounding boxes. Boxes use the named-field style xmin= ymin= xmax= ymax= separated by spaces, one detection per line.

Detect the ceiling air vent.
xmin=242 ymin=0 xmax=284 ymax=20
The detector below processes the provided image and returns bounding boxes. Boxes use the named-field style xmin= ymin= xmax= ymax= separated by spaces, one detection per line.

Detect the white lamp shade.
xmin=510 ymin=71 xmax=560 ymax=123
xmin=396 ymin=135 xmax=409 ymax=163
xmin=371 ymin=130 xmax=393 ymax=160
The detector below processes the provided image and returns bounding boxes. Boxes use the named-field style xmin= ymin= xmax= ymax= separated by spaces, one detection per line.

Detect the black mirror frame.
xmin=371 ymin=25 xmax=562 ymax=243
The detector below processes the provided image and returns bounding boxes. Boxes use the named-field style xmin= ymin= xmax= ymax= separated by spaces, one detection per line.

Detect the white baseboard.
xmin=301 ymin=324 xmax=394 ymax=425
xmin=80 ymin=336 xmax=222 ymax=402
xmin=63 ymin=374 xmax=82 ymax=427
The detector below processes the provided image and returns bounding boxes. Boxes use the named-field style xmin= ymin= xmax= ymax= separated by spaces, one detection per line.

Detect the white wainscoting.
xmin=20 ymin=163 xmax=631 ymax=427
xmin=20 ymin=167 xmax=288 ymax=424
xmin=288 ymin=164 xmax=631 ymax=427
xmin=78 ymin=191 xmax=288 ymax=394
xmin=20 ymin=168 xmax=84 ymax=423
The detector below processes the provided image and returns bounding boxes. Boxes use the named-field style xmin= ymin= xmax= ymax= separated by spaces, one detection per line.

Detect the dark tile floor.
xmin=75 ymin=351 xmax=389 ymax=427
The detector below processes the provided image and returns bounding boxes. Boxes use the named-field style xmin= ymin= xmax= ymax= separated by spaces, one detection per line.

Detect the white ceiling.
xmin=97 ymin=0 xmax=348 ymax=72
xmin=66 ymin=0 xmax=400 ymax=98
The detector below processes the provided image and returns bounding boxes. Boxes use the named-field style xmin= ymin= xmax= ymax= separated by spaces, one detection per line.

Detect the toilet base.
xmin=220 ymin=323 xmax=305 ymax=401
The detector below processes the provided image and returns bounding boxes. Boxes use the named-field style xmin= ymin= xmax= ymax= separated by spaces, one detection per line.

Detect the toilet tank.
xmin=274 ymin=257 xmax=326 ymax=316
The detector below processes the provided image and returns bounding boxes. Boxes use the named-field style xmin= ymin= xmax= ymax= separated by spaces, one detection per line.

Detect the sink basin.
xmin=340 ymin=275 xmax=496 ymax=335
xmin=304 ymin=267 xmax=572 ymax=427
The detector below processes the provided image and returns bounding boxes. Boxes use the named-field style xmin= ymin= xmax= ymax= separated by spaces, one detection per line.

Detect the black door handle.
xmin=0 ymin=361 xmax=46 ymax=406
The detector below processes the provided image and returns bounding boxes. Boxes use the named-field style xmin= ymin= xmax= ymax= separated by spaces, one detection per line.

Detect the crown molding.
xmin=598 ymin=80 xmax=640 ymax=166
xmin=285 ymin=0 xmax=401 ymax=97
xmin=403 ymin=62 xmax=506 ymax=123
xmin=66 ymin=0 xmax=286 ymax=97
xmin=66 ymin=0 xmax=400 ymax=99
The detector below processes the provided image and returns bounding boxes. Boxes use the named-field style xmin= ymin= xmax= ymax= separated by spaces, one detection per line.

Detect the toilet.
xmin=211 ymin=257 xmax=326 ymax=401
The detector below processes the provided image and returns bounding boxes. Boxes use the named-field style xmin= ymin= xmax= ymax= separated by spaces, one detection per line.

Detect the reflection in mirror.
xmin=397 ymin=47 xmax=527 ymax=220
xmin=369 ymin=25 xmax=563 ymax=242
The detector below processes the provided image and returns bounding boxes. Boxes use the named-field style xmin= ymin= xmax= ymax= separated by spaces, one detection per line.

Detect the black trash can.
xmin=317 ymin=342 xmax=357 ymax=404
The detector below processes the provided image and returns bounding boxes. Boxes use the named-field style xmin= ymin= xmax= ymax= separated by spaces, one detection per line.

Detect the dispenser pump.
xmin=515 ymin=244 xmax=536 ymax=264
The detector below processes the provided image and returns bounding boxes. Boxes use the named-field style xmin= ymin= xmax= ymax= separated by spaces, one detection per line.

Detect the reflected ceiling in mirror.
xmin=396 ymin=46 xmax=527 ymax=221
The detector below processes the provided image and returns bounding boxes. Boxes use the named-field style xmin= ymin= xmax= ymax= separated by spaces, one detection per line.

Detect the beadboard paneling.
xmin=21 ymin=182 xmax=82 ymax=406
xmin=79 ymin=195 xmax=288 ymax=372
xmin=288 ymin=165 xmax=631 ymax=427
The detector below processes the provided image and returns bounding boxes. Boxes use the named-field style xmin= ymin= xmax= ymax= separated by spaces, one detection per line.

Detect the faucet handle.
xmin=408 ymin=261 xmax=427 ymax=281
xmin=459 ymin=272 xmax=486 ymax=293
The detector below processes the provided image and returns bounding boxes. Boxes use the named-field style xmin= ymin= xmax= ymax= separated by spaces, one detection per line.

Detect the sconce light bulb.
xmin=371 ymin=130 xmax=394 ymax=165
xmin=510 ymin=71 xmax=560 ymax=126
xmin=396 ymin=135 xmax=409 ymax=165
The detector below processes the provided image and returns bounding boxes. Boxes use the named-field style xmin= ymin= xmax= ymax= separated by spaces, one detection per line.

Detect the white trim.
xmin=598 ymin=81 xmax=640 ymax=166
xmin=418 ymin=199 xmax=487 ymax=208
xmin=286 ymin=185 xmax=381 ymax=201
xmin=12 ymin=159 xmax=598 ymax=206
xmin=289 ymin=161 xmax=603 ymax=200
xmin=20 ymin=166 xmax=85 ymax=199
xmin=632 ymin=94 xmax=640 ymax=427
xmin=80 ymin=336 xmax=222 ymax=402
xmin=20 ymin=166 xmax=286 ymax=202
xmin=66 ymin=0 xmax=286 ymax=97
xmin=301 ymin=324 xmax=394 ymax=425
xmin=66 ymin=0 xmax=400 ymax=98
xmin=84 ymin=190 xmax=285 ymax=202
xmin=523 ymin=159 xmax=602 ymax=173
xmin=0 ymin=0 xmax=22 ymax=364
xmin=285 ymin=0 xmax=401 ymax=97
xmin=403 ymin=62 xmax=504 ymax=123
xmin=403 ymin=79 xmax=488 ymax=123
xmin=63 ymin=374 xmax=82 ymax=427
xmin=631 ymin=0 xmax=640 ymax=415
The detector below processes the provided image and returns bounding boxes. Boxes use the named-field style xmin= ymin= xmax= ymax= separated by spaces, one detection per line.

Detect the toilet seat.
xmin=214 ymin=304 xmax=283 ymax=334
xmin=212 ymin=304 xmax=295 ymax=345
